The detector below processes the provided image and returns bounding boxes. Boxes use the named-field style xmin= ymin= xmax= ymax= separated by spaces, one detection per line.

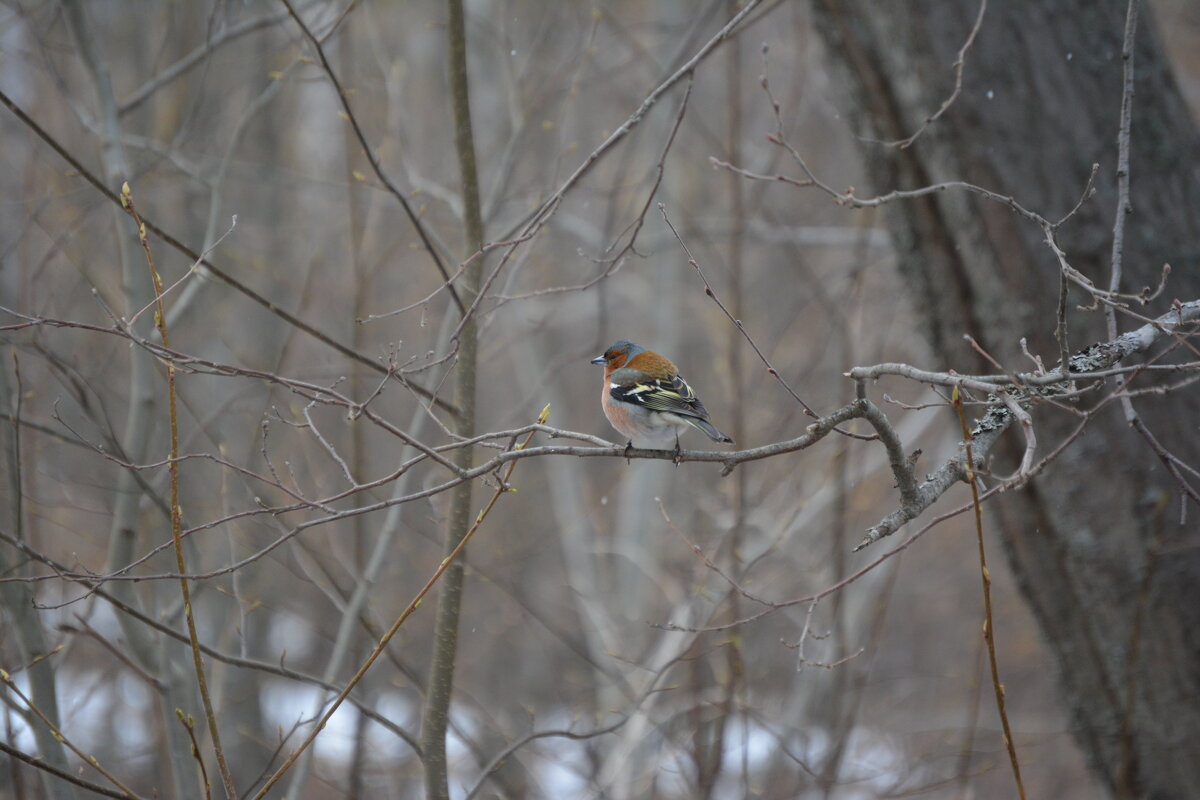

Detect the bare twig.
xmin=850 ymin=298 xmax=1200 ymax=550
xmin=1108 ymin=0 xmax=1139 ymax=343
xmin=492 ymin=74 xmax=697 ymax=303
xmin=0 ymin=668 xmax=145 ymax=799
xmin=659 ymin=500 xmax=774 ymax=608
xmin=1096 ymin=3 xmax=1197 ymax=514
xmin=0 ymin=738 xmax=139 ymax=800
xmin=120 ymin=184 xmax=238 ymax=798
xmin=660 ymin=204 xmax=876 ymax=441
xmin=997 ymin=392 xmax=1037 ymax=485
xmin=28 ymin=550 xmax=418 ymax=755
xmin=247 ymin=407 xmax=548 ymax=800
xmin=1054 ymin=162 xmax=1100 ymax=228
xmin=658 ymin=482 xmax=1007 ymax=635
xmin=781 ymin=598 xmax=865 ymax=671
xmin=302 ymin=399 xmax=358 ymax=487
xmin=1055 ymin=269 xmax=1071 ymax=376
xmin=463 ymin=650 xmax=688 ymax=800
xmin=855 ymin=381 xmax=920 ymax=505
xmin=281 ymin=0 xmax=464 ymax=314
xmin=441 ymin=0 xmax=767 ymax=352
xmin=882 ymin=0 xmax=988 ymax=149
xmin=176 ymin=710 xmax=214 ymax=800
xmin=127 ymin=215 xmax=238 ymax=328
xmin=952 ymin=386 xmax=1027 ymax=800
xmin=118 ymin=8 xmax=294 ymax=115
xmin=0 ymin=88 xmax=458 ymax=417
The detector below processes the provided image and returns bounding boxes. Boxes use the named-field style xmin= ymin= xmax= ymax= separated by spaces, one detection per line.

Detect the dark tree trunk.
xmin=810 ymin=2 xmax=1200 ymax=798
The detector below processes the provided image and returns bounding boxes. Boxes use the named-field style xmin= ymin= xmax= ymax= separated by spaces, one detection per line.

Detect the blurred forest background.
xmin=1 ymin=1 xmax=1198 ymax=799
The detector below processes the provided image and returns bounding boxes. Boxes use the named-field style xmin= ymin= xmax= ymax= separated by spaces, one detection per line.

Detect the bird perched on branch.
xmin=591 ymin=340 xmax=733 ymax=460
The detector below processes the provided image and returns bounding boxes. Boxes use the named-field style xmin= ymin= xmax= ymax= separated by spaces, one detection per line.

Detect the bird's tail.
xmin=687 ymin=416 xmax=734 ymax=444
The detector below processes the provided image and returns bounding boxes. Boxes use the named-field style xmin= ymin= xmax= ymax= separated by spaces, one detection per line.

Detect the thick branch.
xmin=852 ymin=298 xmax=1199 ymax=550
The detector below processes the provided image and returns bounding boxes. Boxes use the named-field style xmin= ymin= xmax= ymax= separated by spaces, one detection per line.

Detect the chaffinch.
xmin=591 ymin=339 xmax=733 ymax=458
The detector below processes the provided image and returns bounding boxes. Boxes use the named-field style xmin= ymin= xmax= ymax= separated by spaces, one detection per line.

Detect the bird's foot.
xmin=672 ymin=439 xmax=683 ymax=466
xmin=624 ymin=441 xmax=634 ymax=464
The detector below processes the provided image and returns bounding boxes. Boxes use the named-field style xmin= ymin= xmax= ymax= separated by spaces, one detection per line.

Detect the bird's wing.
xmin=609 ymin=372 xmax=712 ymax=420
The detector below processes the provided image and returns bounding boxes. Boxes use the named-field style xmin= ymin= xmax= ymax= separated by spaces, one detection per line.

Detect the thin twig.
xmin=441 ymin=0 xmax=767 ymax=352
xmin=302 ymin=399 xmax=358 ymax=487
xmin=118 ymin=8 xmax=294 ymax=115
xmin=0 ymin=738 xmax=138 ymax=800
xmin=127 ymin=215 xmax=238 ymax=328
xmin=119 ymin=184 xmax=238 ymax=798
xmin=996 ymin=393 xmax=1036 ymax=485
xmin=1103 ymin=2 xmax=1199 ymax=515
xmin=952 ymin=385 xmax=1026 ymax=800
xmin=659 ymin=500 xmax=775 ymax=608
xmin=659 ymin=204 xmax=876 ymax=441
xmin=280 ymin=0 xmax=464 ymax=314
xmin=882 ymin=0 xmax=987 ymax=149
xmin=493 ymin=74 xmax=697 ymax=304
xmin=781 ymin=598 xmax=864 ymax=671
xmin=247 ymin=406 xmax=548 ymax=800
xmin=0 ymin=668 xmax=145 ymax=799
xmin=1055 ymin=269 xmax=1071 ymax=374
xmin=17 ymin=543 xmax=419 ymax=755
xmin=0 ymin=88 xmax=458 ymax=417
xmin=463 ymin=651 xmax=687 ymax=800
xmin=177 ymin=710 xmax=214 ymax=800
xmin=1107 ymin=0 xmax=1139 ymax=343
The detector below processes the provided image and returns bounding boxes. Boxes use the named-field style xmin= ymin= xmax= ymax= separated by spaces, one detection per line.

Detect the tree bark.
xmin=810 ymin=2 xmax=1200 ymax=798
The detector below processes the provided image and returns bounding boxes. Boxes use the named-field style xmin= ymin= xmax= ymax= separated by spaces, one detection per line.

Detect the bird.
xmin=590 ymin=339 xmax=733 ymax=460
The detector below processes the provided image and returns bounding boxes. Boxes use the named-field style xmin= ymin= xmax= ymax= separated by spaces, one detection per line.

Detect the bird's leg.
xmin=624 ymin=440 xmax=634 ymax=464
xmin=673 ymin=436 xmax=682 ymax=466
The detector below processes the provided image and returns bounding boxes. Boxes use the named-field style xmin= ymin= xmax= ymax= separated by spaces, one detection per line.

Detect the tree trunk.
xmin=810 ymin=2 xmax=1200 ymax=798
xmin=420 ymin=1 xmax=487 ymax=797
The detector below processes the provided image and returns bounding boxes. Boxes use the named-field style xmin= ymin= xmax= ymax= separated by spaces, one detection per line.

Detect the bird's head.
xmin=590 ymin=340 xmax=645 ymax=371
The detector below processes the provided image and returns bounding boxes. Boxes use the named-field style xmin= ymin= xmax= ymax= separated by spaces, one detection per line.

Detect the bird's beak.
xmin=590 ymin=355 xmax=607 ymax=365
